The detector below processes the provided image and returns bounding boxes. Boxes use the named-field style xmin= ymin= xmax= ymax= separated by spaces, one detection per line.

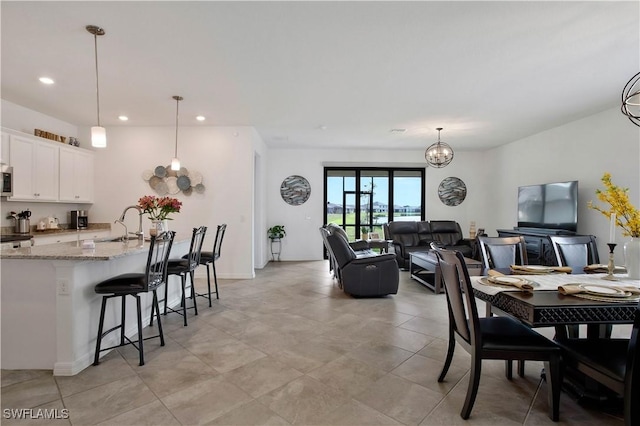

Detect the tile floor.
xmin=1 ymin=261 xmax=626 ymax=425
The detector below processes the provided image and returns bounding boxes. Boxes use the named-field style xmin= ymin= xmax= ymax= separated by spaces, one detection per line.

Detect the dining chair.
xmin=431 ymin=244 xmax=562 ymax=421
xmin=190 ymin=223 xmax=226 ymax=306
xmin=549 ymin=235 xmax=605 ymax=339
xmin=478 ymin=235 xmax=528 ymax=270
xmin=164 ymin=226 xmax=207 ymax=326
xmin=548 ymin=235 xmax=599 ymax=270
xmin=93 ymin=231 xmax=175 ymax=366
xmin=555 ymin=300 xmax=639 ymax=426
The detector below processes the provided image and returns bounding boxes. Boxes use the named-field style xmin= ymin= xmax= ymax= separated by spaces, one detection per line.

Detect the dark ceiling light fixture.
xmin=425 ymin=127 xmax=453 ymax=168
xmin=621 ymin=72 xmax=640 ymax=127
xmin=86 ymin=25 xmax=107 ymax=148
xmin=171 ymin=95 xmax=183 ymax=171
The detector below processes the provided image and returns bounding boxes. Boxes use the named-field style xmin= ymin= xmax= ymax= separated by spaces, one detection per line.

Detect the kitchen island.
xmin=1 ymin=238 xmax=189 ymax=375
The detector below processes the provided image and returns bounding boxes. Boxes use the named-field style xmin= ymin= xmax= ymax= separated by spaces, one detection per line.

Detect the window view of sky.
xmin=327 ymin=177 xmax=422 ymax=206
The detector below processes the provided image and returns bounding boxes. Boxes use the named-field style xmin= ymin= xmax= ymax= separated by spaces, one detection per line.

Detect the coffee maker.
xmin=70 ymin=210 xmax=88 ymax=229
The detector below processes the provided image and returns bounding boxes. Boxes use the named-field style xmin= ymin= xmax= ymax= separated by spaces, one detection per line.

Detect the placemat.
xmin=569 ymin=293 xmax=640 ymax=303
xmin=478 ymin=277 xmax=539 ymax=289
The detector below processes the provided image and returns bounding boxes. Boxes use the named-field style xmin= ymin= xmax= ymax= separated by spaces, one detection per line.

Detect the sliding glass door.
xmin=324 ymin=167 xmax=425 ymax=241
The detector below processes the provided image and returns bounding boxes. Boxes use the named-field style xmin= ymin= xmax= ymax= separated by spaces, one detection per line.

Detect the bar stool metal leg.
xmin=93 ymin=296 xmax=108 ymax=366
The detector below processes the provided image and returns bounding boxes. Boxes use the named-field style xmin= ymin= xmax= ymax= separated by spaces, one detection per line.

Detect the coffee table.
xmin=409 ymin=250 xmax=482 ymax=293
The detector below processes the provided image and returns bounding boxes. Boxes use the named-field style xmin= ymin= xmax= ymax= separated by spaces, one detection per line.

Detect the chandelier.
xmin=425 ymin=127 xmax=453 ymax=168
xmin=621 ymin=72 xmax=640 ymax=127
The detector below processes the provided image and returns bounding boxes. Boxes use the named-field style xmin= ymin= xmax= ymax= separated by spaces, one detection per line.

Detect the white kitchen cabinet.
xmin=8 ymin=133 xmax=59 ymax=201
xmin=59 ymin=146 xmax=94 ymax=203
xmin=32 ymin=229 xmax=110 ymax=246
xmin=1 ymin=132 xmax=9 ymax=164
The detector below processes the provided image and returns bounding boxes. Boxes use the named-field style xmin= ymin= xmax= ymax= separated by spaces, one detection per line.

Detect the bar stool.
xmin=189 ymin=223 xmax=226 ymax=306
xmin=164 ymin=226 xmax=207 ymax=326
xmin=93 ymin=231 xmax=175 ymax=366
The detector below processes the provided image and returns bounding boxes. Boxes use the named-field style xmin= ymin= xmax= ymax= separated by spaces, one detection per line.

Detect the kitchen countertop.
xmin=1 ymin=239 xmax=158 ymax=260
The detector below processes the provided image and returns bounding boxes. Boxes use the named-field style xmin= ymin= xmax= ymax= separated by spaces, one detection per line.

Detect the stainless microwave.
xmin=1 ymin=165 xmax=13 ymax=196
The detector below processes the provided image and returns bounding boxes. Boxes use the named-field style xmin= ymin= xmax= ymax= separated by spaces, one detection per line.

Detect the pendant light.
xmin=425 ymin=127 xmax=454 ymax=168
xmin=621 ymin=71 xmax=640 ymax=127
xmin=86 ymin=25 xmax=107 ymax=148
xmin=171 ymin=96 xmax=183 ymax=171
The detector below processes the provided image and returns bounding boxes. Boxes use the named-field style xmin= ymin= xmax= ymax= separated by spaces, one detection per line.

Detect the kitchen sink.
xmin=94 ymin=237 xmax=126 ymax=243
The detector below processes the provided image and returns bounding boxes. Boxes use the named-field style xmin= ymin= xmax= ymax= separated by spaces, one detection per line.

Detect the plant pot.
xmin=149 ymin=219 xmax=168 ymax=237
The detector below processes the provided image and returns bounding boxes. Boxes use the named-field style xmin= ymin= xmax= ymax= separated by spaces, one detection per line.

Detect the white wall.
xmin=266 ymin=148 xmax=486 ymax=261
xmin=478 ymin=107 xmax=640 ymax=265
xmin=266 ymin=107 xmax=639 ymax=265
xmin=89 ymin=126 xmax=259 ymax=279
xmin=5 ymin=98 xmax=638 ymax=269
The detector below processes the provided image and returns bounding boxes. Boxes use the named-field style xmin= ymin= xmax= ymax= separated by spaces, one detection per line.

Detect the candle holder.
xmin=602 ymin=243 xmax=618 ymax=281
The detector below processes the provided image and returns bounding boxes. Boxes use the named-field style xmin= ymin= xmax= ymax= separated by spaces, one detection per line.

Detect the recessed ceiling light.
xmin=196 ymin=115 xmax=206 ymax=121
xmin=39 ymin=77 xmax=54 ymax=85
xmin=118 ymin=115 xmax=129 ymax=121
xmin=317 ymin=125 xmax=327 ymax=130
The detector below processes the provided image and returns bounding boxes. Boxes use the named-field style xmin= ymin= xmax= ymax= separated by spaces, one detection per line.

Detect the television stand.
xmin=497 ymin=228 xmax=579 ymax=266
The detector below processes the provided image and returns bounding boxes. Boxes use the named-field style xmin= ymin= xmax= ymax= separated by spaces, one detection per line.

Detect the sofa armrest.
xmin=349 ymin=240 xmax=370 ymax=251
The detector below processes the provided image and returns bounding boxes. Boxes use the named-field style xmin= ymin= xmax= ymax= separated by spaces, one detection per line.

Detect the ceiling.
xmin=1 ymin=1 xmax=638 ymax=151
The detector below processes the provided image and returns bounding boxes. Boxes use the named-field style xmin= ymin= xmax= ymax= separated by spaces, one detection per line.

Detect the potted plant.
xmin=268 ymin=225 xmax=286 ymax=240
xmin=268 ymin=225 xmax=286 ymax=261
xmin=361 ymin=226 xmax=369 ymax=241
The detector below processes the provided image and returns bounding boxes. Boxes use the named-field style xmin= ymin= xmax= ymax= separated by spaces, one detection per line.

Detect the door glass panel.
xmin=361 ymin=170 xmax=389 ymax=237
xmin=393 ymin=170 xmax=423 ymax=222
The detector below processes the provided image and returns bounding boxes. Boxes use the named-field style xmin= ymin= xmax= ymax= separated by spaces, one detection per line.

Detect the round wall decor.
xmin=438 ymin=177 xmax=467 ymax=206
xmin=280 ymin=175 xmax=311 ymax=205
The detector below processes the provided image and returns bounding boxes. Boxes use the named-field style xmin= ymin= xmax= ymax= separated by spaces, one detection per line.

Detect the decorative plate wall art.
xmin=142 ymin=165 xmax=205 ymax=196
xmin=280 ymin=175 xmax=311 ymax=205
xmin=438 ymin=177 xmax=467 ymax=206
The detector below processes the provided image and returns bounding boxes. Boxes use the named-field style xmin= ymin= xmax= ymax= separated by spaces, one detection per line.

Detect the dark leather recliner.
xmin=320 ymin=226 xmax=399 ymax=297
xmin=385 ymin=220 xmax=473 ymax=268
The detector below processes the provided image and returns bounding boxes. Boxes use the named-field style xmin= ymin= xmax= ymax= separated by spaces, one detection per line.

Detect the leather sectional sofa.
xmin=383 ymin=220 xmax=474 ymax=268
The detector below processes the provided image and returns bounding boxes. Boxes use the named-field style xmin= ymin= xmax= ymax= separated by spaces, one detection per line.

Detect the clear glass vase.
xmin=149 ymin=219 xmax=168 ymax=237
xmin=624 ymin=237 xmax=640 ymax=279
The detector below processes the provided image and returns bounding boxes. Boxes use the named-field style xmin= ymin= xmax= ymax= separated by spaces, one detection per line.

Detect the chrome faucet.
xmin=115 ymin=205 xmax=144 ymax=242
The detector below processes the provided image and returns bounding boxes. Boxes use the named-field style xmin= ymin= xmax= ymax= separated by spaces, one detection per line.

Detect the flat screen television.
xmin=517 ymin=180 xmax=578 ymax=232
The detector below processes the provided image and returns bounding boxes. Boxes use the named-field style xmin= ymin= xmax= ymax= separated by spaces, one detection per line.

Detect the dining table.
xmin=471 ymin=268 xmax=640 ymax=405
xmin=471 ymin=272 xmax=640 ymax=332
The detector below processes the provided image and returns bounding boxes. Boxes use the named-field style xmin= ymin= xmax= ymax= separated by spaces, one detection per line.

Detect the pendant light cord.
xmin=174 ymin=97 xmax=180 ymax=158
xmin=93 ymin=33 xmax=101 ymax=127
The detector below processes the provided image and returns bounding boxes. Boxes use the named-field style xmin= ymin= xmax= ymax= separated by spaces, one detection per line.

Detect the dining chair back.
xmin=192 ymin=223 xmax=227 ymax=306
xmin=431 ymin=243 xmax=561 ymax=421
xmin=548 ymin=235 xmax=599 ymax=270
xmin=93 ymin=231 xmax=176 ymax=366
xmin=165 ymin=226 xmax=207 ymax=326
xmin=478 ymin=235 xmax=528 ymax=270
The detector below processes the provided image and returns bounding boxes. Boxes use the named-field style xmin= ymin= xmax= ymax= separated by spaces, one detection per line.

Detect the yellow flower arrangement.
xmin=588 ymin=173 xmax=640 ymax=237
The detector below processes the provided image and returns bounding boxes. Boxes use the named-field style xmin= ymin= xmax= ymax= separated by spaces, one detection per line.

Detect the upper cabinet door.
xmin=59 ymin=146 xmax=94 ymax=203
xmin=7 ymin=132 xmax=58 ymax=202
xmin=33 ymin=140 xmax=58 ymax=201
xmin=8 ymin=134 xmax=36 ymax=199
